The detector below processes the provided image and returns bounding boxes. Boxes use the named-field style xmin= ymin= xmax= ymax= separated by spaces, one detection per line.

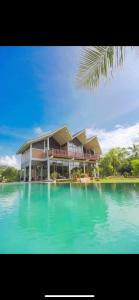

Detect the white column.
xmin=47 ymin=137 xmax=49 ymax=154
xmin=24 ymin=168 xmax=26 ymax=181
xmin=20 ymin=169 xmax=22 ymax=181
xmin=69 ymin=161 xmax=71 ymax=178
xmin=47 ymin=158 xmax=50 ymax=180
xmin=44 ymin=140 xmax=45 ymax=152
xmin=96 ymin=162 xmax=99 ymax=177
xmin=29 ymin=144 xmax=32 ymax=182
xmin=83 ymin=162 xmax=85 ymax=174
xmin=47 ymin=137 xmax=50 ymax=180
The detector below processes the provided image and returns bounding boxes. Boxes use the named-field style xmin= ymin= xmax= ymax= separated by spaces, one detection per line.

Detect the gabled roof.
xmin=84 ymin=136 xmax=102 ymax=154
xmin=72 ymin=129 xmax=87 ymax=144
xmin=52 ymin=126 xmax=72 ymax=145
xmin=16 ymin=126 xmax=72 ymax=154
xmin=16 ymin=126 xmax=102 ymax=155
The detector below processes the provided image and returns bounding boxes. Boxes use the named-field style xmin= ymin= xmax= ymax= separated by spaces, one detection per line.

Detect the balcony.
xmin=48 ymin=148 xmax=99 ymax=161
xmin=32 ymin=148 xmax=100 ymax=161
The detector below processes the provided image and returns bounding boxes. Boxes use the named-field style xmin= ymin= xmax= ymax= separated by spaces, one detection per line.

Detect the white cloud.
xmin=34 ymin=127 xmax=43 ymax=136
xmin=0 ymin=155 xmax=20 ymax=169
xmin=86 ymin=122 xmax=139 ymax=153
xmin=115 ymin=124 xmax=124 ymax=129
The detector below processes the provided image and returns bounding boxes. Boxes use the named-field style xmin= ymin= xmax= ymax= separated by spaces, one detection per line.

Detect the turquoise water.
xmin=0 ymin=182 xmax=139 ymax=253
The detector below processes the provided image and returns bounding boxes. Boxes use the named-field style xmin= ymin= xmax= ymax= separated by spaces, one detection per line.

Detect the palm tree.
xmin=129 ymin=144 xmax=139 ymax=158
xmin=77 ymin=46 xmax=137 ymax=89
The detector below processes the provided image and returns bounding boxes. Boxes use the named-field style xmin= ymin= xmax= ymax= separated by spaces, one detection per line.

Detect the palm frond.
xmin=76 ymin=46 xmax=125 ymax=89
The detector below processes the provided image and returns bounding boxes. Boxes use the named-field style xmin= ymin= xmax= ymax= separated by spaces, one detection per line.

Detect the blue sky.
xmin=1 ymin=46 xmax=139 ymax=168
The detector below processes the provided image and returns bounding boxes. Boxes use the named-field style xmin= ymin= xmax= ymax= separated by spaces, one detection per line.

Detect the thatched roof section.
xmin=84 ymin=136 xmax=102 ymax=154
xmin=72 ymin=129 xmax=86 ymax=144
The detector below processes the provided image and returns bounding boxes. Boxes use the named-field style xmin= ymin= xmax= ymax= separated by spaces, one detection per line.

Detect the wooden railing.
xmin=32 ymin=148 xmax=100 ymax=161
xmin=48 ymin=148 xmax=72 ymax=159
xmin=48 ymin=148 xmax=99 ymax=161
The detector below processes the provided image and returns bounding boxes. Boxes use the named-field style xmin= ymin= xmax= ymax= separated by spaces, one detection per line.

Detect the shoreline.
xmin=1 ymin=178 xmax=139 ymax=185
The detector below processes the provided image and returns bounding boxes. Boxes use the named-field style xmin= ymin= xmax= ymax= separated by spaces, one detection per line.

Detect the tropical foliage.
xmin=0 ymin=166 xmax=20 ymax=182
xmin=99 ymin=145 xmax=139 ymax=177
xmin=77 ymin=46 xmax=137 ymax=89
xmin=128 ymin=144 xmax=139 ymax=158
xmin=71 ymin=168 xmax=82 ymax=180
xmin=130 ymin=160 xmax=139 ymax=176
xmin=51 ymin=171 xmax=58 ymax=180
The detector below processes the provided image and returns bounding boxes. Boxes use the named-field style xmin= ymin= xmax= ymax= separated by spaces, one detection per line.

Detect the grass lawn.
xmin=56 ymin=177 xmax=139 ymax=184
xmin=92 ymin=177 xmax=139 ymax=183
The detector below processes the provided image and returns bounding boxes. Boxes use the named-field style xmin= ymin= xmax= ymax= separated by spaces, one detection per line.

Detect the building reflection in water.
xmin=2 ymin=182 xmax=139 ymax=253
xmin=16 ymin=183 xmax=112 ymax=251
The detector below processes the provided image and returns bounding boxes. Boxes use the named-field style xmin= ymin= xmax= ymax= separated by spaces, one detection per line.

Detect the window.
xmin=68 ymin=139 xmax=83 ymax=154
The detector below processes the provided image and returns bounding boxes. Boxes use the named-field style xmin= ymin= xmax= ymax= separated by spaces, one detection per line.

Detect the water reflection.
xmin=1 ymin=182 xmax=139 ymax=253
xmin=0 ymin=184 xmax=22 ymax=212
xmin=17 ymin=183 xmax=109 ymax=249
xmin=99 ymin=183 xmax=139 ymax=206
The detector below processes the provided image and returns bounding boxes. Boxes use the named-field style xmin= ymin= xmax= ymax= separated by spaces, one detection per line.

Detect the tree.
xmin=77 ymin=46 xmax=138 ymax=89
xmin=99 ymin=147 xmax=131 ymax=177
xmin=128 ymin=144 xmax=139 ymax=158
xmin=1 ymin=167 xmax=20 ymax=182
xmin=131 ymin=159 xmax=139 ymax=176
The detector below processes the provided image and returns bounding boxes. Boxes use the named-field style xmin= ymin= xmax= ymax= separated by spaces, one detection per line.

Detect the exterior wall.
xmin=32 ymin=140 xmax=44 ymax=150
xmin=32 ymin=148 xmax=45 ymax=159
xmin=21 ymin=148 xmax=30 ymax=168
xmin=68 ymin=138 xmax=83 ymax=154
xmin=49 ymin=137 xmax=60 ymax=149
xmin=61 ymin=143 xmax=68 ymax=150
xmin=49 ymin=137 xmax=68 ymax=151
xmin=83 ymin=147 xmax=95 ymax=155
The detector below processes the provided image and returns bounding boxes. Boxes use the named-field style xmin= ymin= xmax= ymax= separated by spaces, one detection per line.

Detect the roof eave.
xmin=16 ymin=125 xmax=72 ymax=154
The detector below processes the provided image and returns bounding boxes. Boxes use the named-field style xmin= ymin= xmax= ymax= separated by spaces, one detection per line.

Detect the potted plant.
xmin=51 ymin=171 xmax=58 ymax=182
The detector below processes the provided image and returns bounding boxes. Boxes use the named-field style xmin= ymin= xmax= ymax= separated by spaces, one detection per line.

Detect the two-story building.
xmin=16 ymin=126 xmax=102 ymax=181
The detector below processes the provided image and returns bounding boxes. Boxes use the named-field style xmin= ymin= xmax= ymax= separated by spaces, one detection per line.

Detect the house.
xmin=16 ymin=126 xmax=102 ymax=181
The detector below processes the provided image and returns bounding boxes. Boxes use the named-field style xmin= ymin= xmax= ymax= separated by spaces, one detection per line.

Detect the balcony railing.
xmin=32 ymin=148 xmax=100 ymax=161
xmin=48 ymin=148 xmax=99 ymax=161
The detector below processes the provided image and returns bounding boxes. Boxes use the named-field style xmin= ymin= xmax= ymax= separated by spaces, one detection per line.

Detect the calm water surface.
xmin=0 ymin=182 xmax=139 ymax=253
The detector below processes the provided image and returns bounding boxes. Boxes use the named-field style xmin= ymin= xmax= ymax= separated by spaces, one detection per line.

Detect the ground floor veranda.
xmin=20 ymin=158 xmax=98 ymax=182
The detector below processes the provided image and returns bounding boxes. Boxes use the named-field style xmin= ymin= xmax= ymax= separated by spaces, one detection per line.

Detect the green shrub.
xmin=123 ymin=172 xmax=129 ymax=178
xmin=131 ymin=159 xmax=139 ymax=176
xmin=71 ymin=169 xmax=81 ymax=179
xmin=1 ymin=167 xmax=20 ymax=182
xmin=51 ymin=171 xmax=58 ymax=180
